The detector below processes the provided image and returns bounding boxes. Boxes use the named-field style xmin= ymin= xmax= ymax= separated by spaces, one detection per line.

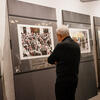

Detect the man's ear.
xmin=59 ymin=34 xmax=62 ymax=38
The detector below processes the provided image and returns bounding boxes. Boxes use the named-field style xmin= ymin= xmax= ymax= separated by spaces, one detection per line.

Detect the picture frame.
xmin=69 ymin=28 xmax=91 ymax=53
xmin=17 ymin=24 xmax=54 ymax=60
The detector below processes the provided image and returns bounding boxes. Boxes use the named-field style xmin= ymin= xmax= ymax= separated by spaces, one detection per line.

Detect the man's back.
xmin=48 ymin=36 xmax=80 ymax=84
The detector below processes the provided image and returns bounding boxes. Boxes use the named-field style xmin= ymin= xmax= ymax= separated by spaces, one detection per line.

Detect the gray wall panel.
xmin=14 ymin=73 xmax=35 ymax=100
xmin=97 ymin=60 xmax=100 ymax=87
xmin=14 ymin=60 xmax=97 ymax=100
xmin=63 ymin=11 xmax=97 ymax=99
xmin=14 ymin=68 xmax=56 ymax=100
xmin=0 ymin=65 xmax=3 ymax=100
xmin=76 ymin=61 xmax=97 ymax=100
xmin=7 ymin=0 xmax=56 ymax=21
xmin=94 ymin=17 xmax=100 ymax=59
xmin=94 ymin=26 xmax=100 ymax=59
xmin=94 ymin=17 xmax=100 ymax=26
xmin=9 ymin=16 xmax=57 ymax=73
xmin=0 ymin=78 xmax=3 ymax=100
xmin=94 ymin=17 xmax=100 ymax=87
xmin=62 ymin=10 xmax=90 ymax=24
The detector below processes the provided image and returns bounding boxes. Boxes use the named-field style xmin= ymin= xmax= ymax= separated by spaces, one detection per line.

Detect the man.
xmin=48 ymin=25 xmax=80 ymax=100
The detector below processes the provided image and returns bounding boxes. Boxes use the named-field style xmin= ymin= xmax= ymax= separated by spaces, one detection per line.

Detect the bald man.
xmin=48 ymin=25 xmax=80 ymax=100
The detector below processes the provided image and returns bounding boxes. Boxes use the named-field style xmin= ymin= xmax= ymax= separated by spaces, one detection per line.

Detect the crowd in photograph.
xmin=21 ymin=28 xmax=53 ymax=57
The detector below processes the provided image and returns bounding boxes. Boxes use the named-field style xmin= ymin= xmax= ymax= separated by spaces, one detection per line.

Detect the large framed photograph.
xmin=17 ymin=24 xmax=54 ymax=60
xmin=69 ymin=28 xmax=91 ymax=53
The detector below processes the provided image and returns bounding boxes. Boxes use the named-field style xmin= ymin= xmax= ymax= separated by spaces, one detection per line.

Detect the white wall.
xmin=0 ymin=0 xmax=15 ymax=100
xmin=0 ymin=0 xmax=6 ymax=56
xmin=84 ymin=1 xmax=100 ymax=17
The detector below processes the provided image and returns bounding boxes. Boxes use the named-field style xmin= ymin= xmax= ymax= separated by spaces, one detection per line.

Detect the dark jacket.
xmin=48 ymin=36 xmax=80 ymax=85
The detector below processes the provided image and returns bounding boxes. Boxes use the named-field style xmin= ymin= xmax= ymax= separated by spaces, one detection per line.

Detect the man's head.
xmin=56 ymin=25 xmax=69 ymax=42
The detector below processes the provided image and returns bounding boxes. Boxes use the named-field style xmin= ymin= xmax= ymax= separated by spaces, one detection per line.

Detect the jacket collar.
xmin=62 ymin=36 xmax=71 ymax=42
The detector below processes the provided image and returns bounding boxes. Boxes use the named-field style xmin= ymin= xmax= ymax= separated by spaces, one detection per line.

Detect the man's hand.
xmin=55 ymin=62 xmax=58 ymax=65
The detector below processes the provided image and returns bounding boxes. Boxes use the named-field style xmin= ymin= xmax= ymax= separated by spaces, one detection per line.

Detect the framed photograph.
xmin=98 ymin=30 xmax=100 ymax=46
xmin=98 ymin=30 xmax=100 ymax=39
xmin=17 ymin=24 xmax=54 ymax=60
xmin=69 ymin=28 xmax=91 ymax=53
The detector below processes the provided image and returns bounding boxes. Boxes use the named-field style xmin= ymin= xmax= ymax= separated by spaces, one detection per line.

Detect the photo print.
xmin=17 ymin=24 xmax=54 ymax=60
xmin=98 ymin=30 xmax=100 ymax=47
xmin=69 ymin=28 xmax=91 ymax=53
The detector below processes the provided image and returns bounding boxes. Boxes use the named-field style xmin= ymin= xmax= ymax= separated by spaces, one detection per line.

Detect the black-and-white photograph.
xmin=17 ymin=24 xmax=54 ymax=60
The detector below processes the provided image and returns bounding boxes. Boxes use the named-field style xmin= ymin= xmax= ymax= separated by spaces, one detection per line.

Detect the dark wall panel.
xmin=62 ymin=10 xmax=90 ymax=24
xmin=94 ymin=17 xmax=100 ymax=87
xmin=97 ymin=60 xmax=100 ymax=87
xmin=8 ymin=0 xmax=57 ymax=74
xmin=8 ymin=0 xmax=56 ymax=21
xmin=94 ymin=16 xmax=100 ymax=26
xmin=94 ymin=17 xmax=100 ymax=59
xmin=76 ymin=61 xmax=97 ymax=100
xmin=94 ymin=26 xmax=100 ymax=59
xmin=9 ymin=16 xmax=57 ymax=73
xmin=14 ymin=68 xmax=56 ymax=100
xmin=0 ymin=78 xmax=3 ymax=100
xmin=0 ymin=66 xmax=3 ymax=100
xmin=7 ymin=1 xmax=58 ymax=100
xmin=63 ymin=10 xmax=97 ymax=99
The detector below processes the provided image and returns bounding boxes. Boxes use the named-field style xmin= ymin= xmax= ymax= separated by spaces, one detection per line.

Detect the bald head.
xmin=56 ymin=25 xmax=70 ymax=42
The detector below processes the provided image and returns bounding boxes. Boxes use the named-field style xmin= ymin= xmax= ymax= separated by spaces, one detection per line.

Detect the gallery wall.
xmin=17 ymin=0 xmax=100 ymax=87
xmin=0 ymin=0 xmax=6 ymax=55
xmin=19 ymin=0 xmax=92 ymax=27
xmin=0 ymin=0 xmax=100 ymax=100
xmin=18 ymin=0 xmax=100 ymax=26
xmin=19 ymin=0 xmax=91 ymax=14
